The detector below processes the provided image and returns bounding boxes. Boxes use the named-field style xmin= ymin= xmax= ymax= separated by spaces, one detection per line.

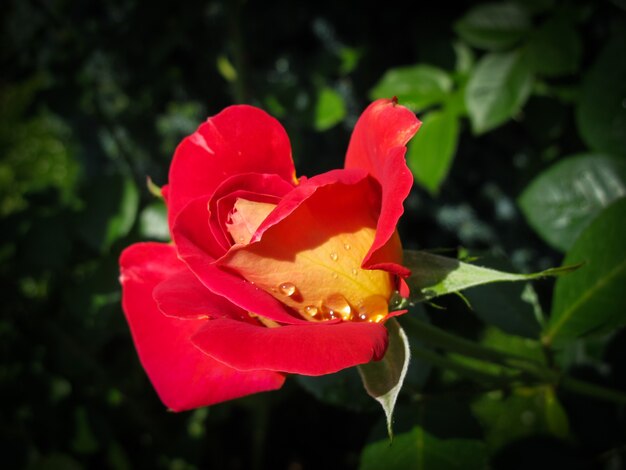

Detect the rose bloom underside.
xmin=119 ymin=99 xmax=421 ymax=411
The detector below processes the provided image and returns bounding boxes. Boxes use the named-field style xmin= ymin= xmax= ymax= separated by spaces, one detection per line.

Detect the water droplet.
xmin=343 ymin=243 xmax=351 ymax=251
xmin=332 ymin=273 xmax=338 ymax=279
xmin=330 ymin=252 xmax=338 ymax=261
xmin=357 ymin=295 xmax=388 ymax=323
xmin=304 ymin=305 xmax=319 ymax=317
xmin=278 ymin=282 xmax=296 ymax=297
xmin=367 ymin=314 xmax=387 ymax=323
xmin=351 ymin=268 xmax=358 ymax=275
xmin=322 ymin=293 xmax=352 ymax=321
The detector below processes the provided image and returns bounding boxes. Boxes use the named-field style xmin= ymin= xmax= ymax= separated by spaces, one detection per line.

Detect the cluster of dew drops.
xmin=274 ymin=243 xmax=389 ymax=323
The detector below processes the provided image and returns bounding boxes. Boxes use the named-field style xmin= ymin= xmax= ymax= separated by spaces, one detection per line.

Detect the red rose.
xmin=119 ymin=99 xmax=421 ymax=411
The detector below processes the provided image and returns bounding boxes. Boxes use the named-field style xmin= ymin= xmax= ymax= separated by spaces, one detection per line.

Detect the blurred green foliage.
xmin=1 ymin=0 xmax=625 ymax=469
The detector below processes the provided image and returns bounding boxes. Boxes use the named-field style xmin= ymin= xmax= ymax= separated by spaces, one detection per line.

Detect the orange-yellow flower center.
xmin=226 ymin=198 xmax=277 ymax=245
xmin=222 ymin=195 xmax=399 ymax=323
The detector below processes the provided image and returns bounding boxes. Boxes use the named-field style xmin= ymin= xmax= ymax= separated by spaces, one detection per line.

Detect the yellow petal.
xmin=220 ymin=184 xmax=402 ymax=322
xmin=225 ymin=198 xmax=277 ymax=245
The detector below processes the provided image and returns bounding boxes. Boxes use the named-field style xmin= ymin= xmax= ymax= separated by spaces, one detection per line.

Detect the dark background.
xmin=2 ymin=0 xmax=624 ymax=469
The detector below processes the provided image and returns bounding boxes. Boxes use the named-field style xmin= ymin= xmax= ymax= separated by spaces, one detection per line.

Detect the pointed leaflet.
xmin=369 ymin=65 xmax=453 ymax=112
xmin=407 ymin=109 xmax=460 ymax=196
xmin=472 ymin=386 xmax=569 ymax=454
xmin=519 ymin=154 xmax=626 ymax=252
xmin=576 ymin=33 xmax=626 ymax=157
xmin=543 ymin=198 xmax=626 ymax=346
xmin=358 ymin=318 xmax=410 ymax=439
xmin=360 ymin=399 xmax=487 ymax=470
xmin=453 ymin=2 xmax=530 ymax=51
xmin=465 ymin=51 xmax=533 ymax=134
xmin=403 ymin=250 xmax=578 ymax=303
xmin=360 ymin=427 xmax=486 ymax=470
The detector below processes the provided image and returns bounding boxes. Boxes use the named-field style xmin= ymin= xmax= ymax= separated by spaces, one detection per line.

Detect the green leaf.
xmin=75 ymin=173 xmax=139 ymax=252
xmin=216 ymin=55 xmax=237 ymax=82
xmin=358 ymin=318 xmax=410 ymax=439
xmin=480 ymin=327 xmax=547 ymax=364
xmin=0 ymin=83 xmax=79 ymax=216
xmin=444 ymin=326 xmax=546 ymax=385
xmin=512 ymin=0 xmax=555 ymax=14
xmin=466 ymin=51 xmax=534 ymax=134
xmin=453 ymin=41 xmax=475 ymax=75
xmin=444 ymin=81 xmax=469 ymax=118
xmin=553 ymin=333 xmax=614 ymax=371
xmin=463 ymin=256 xmax=543 ymax=338
xmin=360 ymin=426 xmax=487 ymax=470
xmin=576 ymin=33 xmax=626 ymax=157
xmin=72 ymin=407 xmax=99 ymax=454
xmin=370 ymin=65 xmax=453 ymax=112
xmin=471 ymin=386 xmax=569 ymax=454
xmin=338 ymin=46 xmax=362 ymax=75
xmin=543 ymin=198 xmax=626 ymax=345
xmin=454 ymin=3 xmax=531 ymax=51
xmin=519 ymin=154 xmax=626 ymax=252
xmin=403 ymin=250 xmax=577 ymax=303
xmin=145 ymin=176 xmax=163 ymax=199
xmin=139 ymin=201 xmax=169 ymax=241
xmin=313 ymin=87 xmax=346 ymax=131
xmin=525 ymin=17 xmax=581 ymax=77
xmin=407 ymin=109 xmax=459 ymax=196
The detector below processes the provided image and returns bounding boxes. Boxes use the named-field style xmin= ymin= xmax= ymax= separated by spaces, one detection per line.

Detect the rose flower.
xmin=119 ymin=98 xmax=421 ymax=411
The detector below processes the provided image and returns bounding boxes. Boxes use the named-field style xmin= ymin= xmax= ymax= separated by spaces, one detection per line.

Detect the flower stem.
xmin=400 ymin=316 xmax=626 ymax=405
xmin=401 ymin=315 xmax=535 ymax=367
xmin=410 ymin=343 xmax=520 ymax=385
xmin=559 ymin=376 xmax=626 ymax=406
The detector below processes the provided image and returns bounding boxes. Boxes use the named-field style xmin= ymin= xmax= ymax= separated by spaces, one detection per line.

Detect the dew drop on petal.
xmin=304 ymin=305 xmax=319 ymax=318
xmin=332 ymin=273 xmax=338 ymax=279
xmin=278 ymin=282 xmax=296 ymax=297
xmin=330 ymin=252 xmax=339 ymax=261
xmin=367 ymin=314 xmax=387 ymax=323
xmin=351 ymin=268 xmax=358 ymax=275
xmin=343 ymin=243 xmax=351 ymax=251
xmin=357 ymin=295 xmax=389 ymax=323
xmin=322 ymin=293 xmax=352 ymax=321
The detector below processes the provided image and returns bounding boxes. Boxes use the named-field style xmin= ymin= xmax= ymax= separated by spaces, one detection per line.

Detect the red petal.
xmin=251 ymin=168 xmax=371 ymax=242
xmin=192 ymin=318 xmax=389 ymax=375
xmin=153 ymin=269 xmax=248 ymax=321
xmin=209 ymin=173 xmax=293 ymax=251
xmin=344 ymin=99 xmax=421 ymax=269
xmin=167 ymin=105 xmax=296 ymax=228
xmin=172 ymin=199 xmax=308 ymax=325
xmin=398 ymin=277 xmax=411 ymax=298
xmin=173 ymin=195 xmax=225 ymax=260
xmin=119 ymin=242 xmax=285 ymax=411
